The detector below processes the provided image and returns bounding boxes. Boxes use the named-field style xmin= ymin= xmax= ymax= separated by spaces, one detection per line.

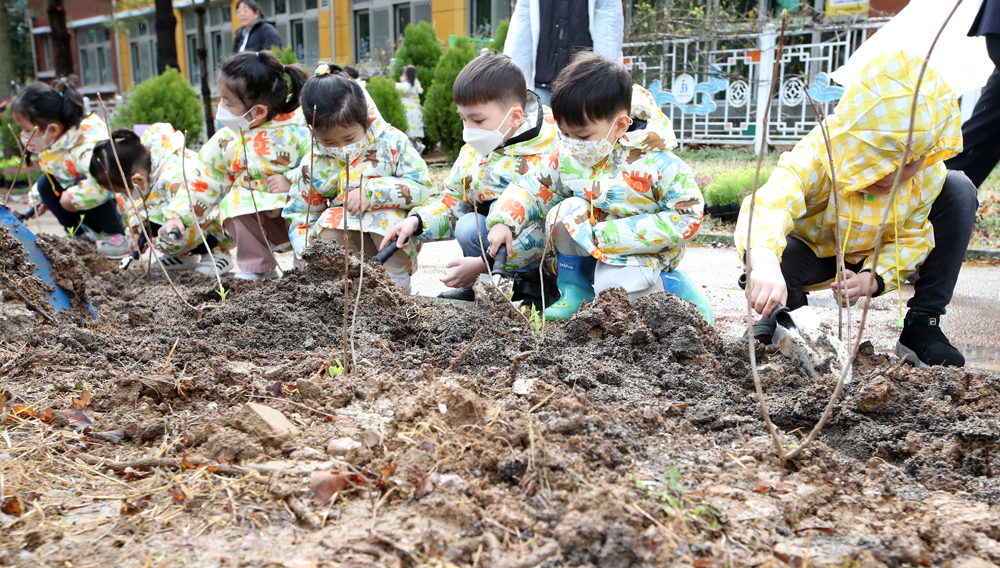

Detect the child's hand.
xmin=380 ymin=216 xmax=420 ymax=249
xmin=487 ymin=224 xmax=513 ymax=258
xmin=747 ymin=247 xmax=787 ymax=317
xmin=159 ymin=219 xmax=187 ymax=244
xmin=831 ymin=270 xmax=877 ymax=307
xmin=441 ymin=257 xmax=487 ymax=289
xmin=58 ymin=191 xmax=78 ymax=212
xmin=344 ymin=187 xmax=370 ymax=216
xmin=266 ymin=174 xmax=292 ymax=194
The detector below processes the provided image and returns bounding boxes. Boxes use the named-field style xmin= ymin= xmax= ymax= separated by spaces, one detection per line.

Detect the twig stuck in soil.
xmin=71 ymin=453 xmax=322 ymax=528
xmin=2 ymin=125 xmax=36 ymax=206
xmin=179 ymin=131 xmax=227 ymax=307
xmin=237 ymin=127 xmax=284 ymax=280
xmin=342 ymin=160 xmax=351 ymax=376
xmin=449 ymin=330 xmax=480 ymax=371
xmin=780 ymin=0 xmax=964 ymax=466
xmin=97 ymin=95 xmax=201 ymax=315
xmin=743 ymin=14 xmax=788 ymax=463
xmin=538 ymin=203 xmax=563 ymax=336
xmin=349 ymin=204 xmax=370 ymax=372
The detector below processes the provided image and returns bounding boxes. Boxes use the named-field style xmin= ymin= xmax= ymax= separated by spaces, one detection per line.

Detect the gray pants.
xmin=552 ymin=222 xmax=664 ymax=301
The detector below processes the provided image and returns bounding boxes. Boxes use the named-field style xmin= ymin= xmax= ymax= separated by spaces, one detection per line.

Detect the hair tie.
xmin=255 ymin=52 xmax=260 ymax=60
xmin=59 ymin=92 xmax=64 ymax=98
xmin=315 ymin=63 xmax=331 ymax=77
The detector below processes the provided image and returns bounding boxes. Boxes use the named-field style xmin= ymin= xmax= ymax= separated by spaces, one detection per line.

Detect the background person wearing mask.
xmin=503 ymin=0 xmax=624 ymax=106
xmin=233 ymin=0 xmax=282 ymax=54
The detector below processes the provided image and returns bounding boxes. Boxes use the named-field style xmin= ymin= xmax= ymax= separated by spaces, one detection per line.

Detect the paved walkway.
xmin=8 ymin=197 xmax=999 ymax=370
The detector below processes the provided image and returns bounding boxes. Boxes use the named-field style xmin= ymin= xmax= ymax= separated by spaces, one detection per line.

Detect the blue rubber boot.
xmin=545 ymin=254 xmax=597 ymax=320
xmin=661 ymin=270 xmax=714 ymax=325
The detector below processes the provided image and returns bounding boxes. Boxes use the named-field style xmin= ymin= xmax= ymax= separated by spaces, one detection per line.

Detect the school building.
xmin=25 ymin=0 xmax=510 ymax=96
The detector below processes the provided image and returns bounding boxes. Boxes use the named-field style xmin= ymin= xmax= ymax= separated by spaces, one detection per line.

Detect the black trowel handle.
xmin=374 ymin=240 xmax=400 ymax=264
xmin=738 ymin=272 xmax=797 ymax=331
xmin=15 ymin=206 xmax=36 ymax=222
xmin=491 ymin=245 xmax=507 ymax=275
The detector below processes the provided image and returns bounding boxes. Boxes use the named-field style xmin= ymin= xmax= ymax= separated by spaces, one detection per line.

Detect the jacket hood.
xmin=820 ymin=49 xmax=962 ymax=194
xmin=141 ymin=123 xmax=187 ymax=178
xmin=620 ymin=85 xmax=678 ymax=153
xmin=499 ymin=90 xmax=558 ymax=157
xmin=43 ymin=113 xmax=106 ymax=157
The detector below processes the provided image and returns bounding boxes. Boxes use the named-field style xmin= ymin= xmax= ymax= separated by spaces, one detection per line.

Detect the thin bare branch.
xmin=179 ymin=131 xmax=226 ymax=306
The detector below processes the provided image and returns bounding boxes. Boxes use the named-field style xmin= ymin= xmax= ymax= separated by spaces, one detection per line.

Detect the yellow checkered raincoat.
xmin=735 ymin=49 xmax=963 ymax=293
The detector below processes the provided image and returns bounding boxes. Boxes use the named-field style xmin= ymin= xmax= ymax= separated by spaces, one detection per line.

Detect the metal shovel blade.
xmin=772 ymin=306 xmax=850 ymax=381
xmin=0 ymin=205 xmax=73 ymax=315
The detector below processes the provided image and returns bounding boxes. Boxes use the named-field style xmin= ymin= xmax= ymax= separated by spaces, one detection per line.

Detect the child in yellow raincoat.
xmin=736 ymin=49 xmax=978 ymax=367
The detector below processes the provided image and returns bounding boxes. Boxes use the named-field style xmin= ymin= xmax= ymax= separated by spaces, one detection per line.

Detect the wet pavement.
xmin=6 ymin=196 xmax=1000 ymax=371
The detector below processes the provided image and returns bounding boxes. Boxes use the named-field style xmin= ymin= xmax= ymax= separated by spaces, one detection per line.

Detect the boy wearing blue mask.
xmin=381 ymin=51 xmax=559 ymax=307
xmin=486 ymin=51 xmax=711 ymax=321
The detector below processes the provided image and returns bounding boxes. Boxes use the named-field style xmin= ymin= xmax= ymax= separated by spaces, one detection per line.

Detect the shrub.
xmin=423 ymin=37 xmax=476 ymax=159
xmin=365 ymin=77 xmax=408 ymax=134
xmin=702 ymin=167 xmax=773 ymax=207
xmin=271 ymin=45 xmax=299 ymax=65
xmin=391 ymin=22 xmax=443 ymax=104
xmin=489 ymin=19 xmax=509 ymax=52
xmin=113 ymin=68 xmax=203 ymax=140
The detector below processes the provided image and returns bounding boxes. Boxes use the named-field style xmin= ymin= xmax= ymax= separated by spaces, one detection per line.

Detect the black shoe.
xmin=743 ymin=315 xmax=777 ymax=345
xmin=439 ymin=285 xmax=475 ymax=302
xmin=896 ymin=311 xmax=965 ymax=367
xmin=510 ymin=270 xmax=559 ymax=312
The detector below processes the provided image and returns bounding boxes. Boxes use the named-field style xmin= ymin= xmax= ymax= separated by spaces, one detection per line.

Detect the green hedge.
xmin=423 ymin=37 xmax=477 ymax=159
xmin=365 ymin=77 xmax=408 ymax=134
xmin=113 ymin=68 xmax=203 ymax=140
xmin=702 ymin=167 xmax=773 ymax=207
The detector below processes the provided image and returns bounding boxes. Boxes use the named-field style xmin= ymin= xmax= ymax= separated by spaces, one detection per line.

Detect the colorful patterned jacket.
xmin=486 ymin=85 xmax=704 ymax=271
xmin=282 ymin=105 xmax=430 ymax=259
xmin=35 ymin=113 xmax=114 ymax=211
xmin=118 ymin=123 xmax=232 ymax=256
xmin=163 ymin=109 xmax=311 ymax=225
xmin=734 ymin=50 xmax=963 ymax=293
xmin=410 ymin=91 xmax=557 ymax=242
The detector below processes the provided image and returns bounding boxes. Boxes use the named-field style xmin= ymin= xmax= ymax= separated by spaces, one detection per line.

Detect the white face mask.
xmin=21 ymin=125 xmax=55 ymax=154
xmin=463 ymin=107 xmax=515 ymax=156
xmin=217 ymin=105 xmax=254 ymax=132
xmin=559 ymin=119 xmax=624 ymax=169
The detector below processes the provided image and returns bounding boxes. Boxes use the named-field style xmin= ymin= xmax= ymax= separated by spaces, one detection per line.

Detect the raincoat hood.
xmin=41 ymin=113 xmax=106 ymax=163
xmin=620 ymin=84 xmax=678 ymax=153
xmin=500 ymin=90 xmax=558 ymax=156
xmin=820 ymin=49 xmax=963 ymax=194
xmin=141 ymin=123 xmax=188 ymax=181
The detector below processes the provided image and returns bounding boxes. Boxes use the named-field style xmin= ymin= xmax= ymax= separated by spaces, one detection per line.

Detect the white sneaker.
xmin=234 ymin=267 xmax=281 ymax=281
xmin=158 ymin=253 xmax=200 ymax=271
xmin=197 ymin=252 xmax=234 ymax=276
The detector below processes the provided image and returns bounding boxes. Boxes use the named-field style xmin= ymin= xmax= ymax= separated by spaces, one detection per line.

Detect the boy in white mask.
xmin=486 ymin=52 xmax=710 ymax=321
xmin=380 ymin=51 xmax=559 ymax=307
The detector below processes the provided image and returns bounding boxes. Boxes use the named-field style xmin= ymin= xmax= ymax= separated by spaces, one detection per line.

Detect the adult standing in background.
xmin=233 ymin=0 xmax=283 ymax=54
xmin=946 ymin=0 xmax=1000 ymax=187
xmin=503 ymin=0 xmax=624 ymax=105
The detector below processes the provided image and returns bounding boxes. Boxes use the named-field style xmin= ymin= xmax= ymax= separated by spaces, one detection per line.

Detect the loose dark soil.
xmin=3 ymin=229 xmax=1000 ymax=568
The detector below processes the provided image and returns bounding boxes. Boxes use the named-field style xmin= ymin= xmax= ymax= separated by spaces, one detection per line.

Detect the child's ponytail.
xmin=219 ymin=51 xmax=305 ymax=121
xmin=12 ymin=77 xmax=86 ymax=129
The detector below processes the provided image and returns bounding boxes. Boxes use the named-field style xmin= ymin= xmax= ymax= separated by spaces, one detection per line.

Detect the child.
xmin=160 ymin=51 xmax=310 ymax=281
xmin=485 ymin=52 xmax=709 ymax=321
xmin=382 ymin=51 xmax=558 ymax=307
xmin=282 ymin=63 xmax=430 ymax=293
xmin=11 ymin=79 xmax=129 ymax=258
xmin=736 ymin=49 xmax=975 ymax=368
xmin=89 ymin=126 xmax=234 ymax=275
xmin=396 ymin=65 xmax=425 ymax=153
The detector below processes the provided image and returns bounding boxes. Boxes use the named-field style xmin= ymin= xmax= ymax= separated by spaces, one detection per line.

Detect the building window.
xmin=274 ymin=0 xmax=287 ymax=15
xmin=213 ymin=31 xmax=225 ymax=70
xmin=97 ymin=47 xmax=108 ymax=84
xmin=305 ymin=0 xmax=317 ymax=9
xmin=291 ymin=19 xmax=304 ymax=62
xmin=222 ymin=6 xmax=231 ymax=22
xmin=471 ymin=0 xmax=491 ymax=37
xmin=188 ymin=35 xmax=200 ymax=84
xmin=355 ymin=10 xmax=370 ymax=61
xmin=80 ymin=50 xmax=91 ymax=86
xmin=42 ymin=36 xmax=53 ymax=71
xmin=131 ymin=42 xmax=141 ymax=83
xmin=394 ymin=4 xmax=411 ymax=45
xmin=138 ymin=21 xmax=148 ymax=36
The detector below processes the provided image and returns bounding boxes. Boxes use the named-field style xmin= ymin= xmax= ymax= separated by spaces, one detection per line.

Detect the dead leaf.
xmin=793 ymin=526 xmax=836 ymax=536
xmin=117 ymin=468 xmax=152 ymax=481
xmin=415 ymin=473 xmax=439 ymax=499
xmin=693 ymin=559 xmax=723 ymax=568
xmin=181 ymin=455 xmax=196 ymax=470
xmin=171 ymin=486 xmax=192 ymax=506
xmin=1 ymin=496 xmax=22 ymax=516
xmin=267 ymin=381 xmax=284 ymax=398
xmin=119 ymin=496 xmax=149 ymax=517
xmin=773 ymin=550 xmax=806 ymax=567
xmin=86 ymin=429 xmax=126 ymax=444
xmin=71 ymin=389 xmax=91 ymax=410
xmin=38 ymin=408 xmax=52 ymax=422
xmin=753 ymin=480 xmax=796 ymax=494
xmin=310 ymin=471 xmax=348 ymax=506
xmin=381 ymin=462 xmax=397 ymax=479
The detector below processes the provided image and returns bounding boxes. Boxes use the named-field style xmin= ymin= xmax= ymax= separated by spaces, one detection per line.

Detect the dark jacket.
xmin=233 ymin=19 xmax=283 ymax=53
xmin=970 ymin=0 xmax=1000 ymax=37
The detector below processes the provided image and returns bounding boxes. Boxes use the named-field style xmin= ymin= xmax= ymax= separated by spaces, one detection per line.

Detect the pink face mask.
xmin=20 ymin=126 xmax=53 ymax=154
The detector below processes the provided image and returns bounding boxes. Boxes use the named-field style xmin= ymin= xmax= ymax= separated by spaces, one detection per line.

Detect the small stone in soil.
xmin=234 ymin=402 xmax=300 ymax=445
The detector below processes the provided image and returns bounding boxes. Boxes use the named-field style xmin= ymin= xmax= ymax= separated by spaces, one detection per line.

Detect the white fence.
xmin=623 ymin=19 xmax=890 ymax=152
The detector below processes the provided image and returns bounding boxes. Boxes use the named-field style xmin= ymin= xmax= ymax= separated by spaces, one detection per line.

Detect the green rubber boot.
xmin=661 ymin=269 xmax=715 ymax=325
xmin=545 ymin=254 xmax=597 ymax=321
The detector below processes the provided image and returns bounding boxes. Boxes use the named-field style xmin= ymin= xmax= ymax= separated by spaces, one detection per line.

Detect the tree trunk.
xmin=155 ymin=0 xmax=179 ymax=73
xmin=195 ymin=1 xmax=215 ymax=138
xmin=0 ymin=0 xmax=16 ymax=100
xmin=47 ymin=0 xmax=74 ymax=78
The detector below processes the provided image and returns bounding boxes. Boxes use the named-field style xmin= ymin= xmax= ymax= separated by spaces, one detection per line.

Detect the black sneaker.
xmin=895 ymin=311 xmax=965 ymax=367
xmin=439 ymin=286 xmax=475 ymax=302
